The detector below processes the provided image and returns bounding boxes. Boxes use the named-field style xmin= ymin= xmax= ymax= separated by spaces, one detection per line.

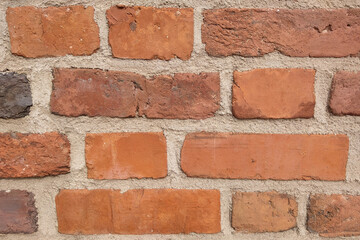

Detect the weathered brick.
xmin=0 ymin=132 xmax=70 ymax=178
xmin=202 ymin=9 xmax=360 ymax=57
xmin=233 ymin=69 xmax=315 ymax=119
xmin=86 ymin=132 xmax=167 ymax=179
xmin=7 ymin=6 xmax=99 ymax=58
xmin=181 ymin=133 xmax=348 ymax=180
xmin=50 ymin=68 xmax=219 ymax=119
xmin=0 ymin=190 xmax=37 ymax=234
xmin=139 ymin=73 xmax=220 ymax=119
xmin=56 ymin=189 xmax=220 ymax=234
xmin=107 ymin=6 xmax=193 ymax=60
xmin=329 ymin=71 xmax=360 ymax=115
xmin=232 ymin=192 xmax=297 ymax=233
xmin=307 ymin=194 xmax=360 ymax=237
xmin=0 ymin=72 xmax=32 ymax=119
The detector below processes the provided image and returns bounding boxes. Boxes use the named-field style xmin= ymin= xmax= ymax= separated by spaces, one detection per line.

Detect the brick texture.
xmin=232 ymin=192 xmax=297 ymax=233
xmin=202 ymin=9 xmax=360 ymax=57
xmin=86 ymin=132 xmax=167 ymax=179
xmin=181 ymin=133 xmax=349 ymax=180
xmin=0 ymin=132 xmax=70 ymax=178
xmin=50 ymin=68 xmax=219 ymax=119
xmin=107 ymin=6 xmax=193 ymax=60
xmin=307 ymin=194 xmax=360 ymax=237
xmin=0 ymin=72 xmax=32 ymax=119
xmin=6 ymin=6 xmax=100 ymax=58
xmin=0 ymin=190 xmax=37 ymax=234
xmin=329 ymin=71 xmax=360 ymax=115
xmin=56 ymin=189 xmax=220 ymax=234
xmin=233 ymin=69 xmax=315 ymax=119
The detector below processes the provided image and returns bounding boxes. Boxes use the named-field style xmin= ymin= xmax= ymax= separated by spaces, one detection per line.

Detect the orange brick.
xmin=232 ymin=192 xmax=297 ymax=232
xmin=86 ymin=132 xmax=167 ymax=179
xmin=181 ymin=133 xmax=348 ymax=180
xmin=7 ymin=6 xmax=99 ymax=57
xmin=233 ymin=69 xmax=315 ymax=119
xmin=307 ymin=194 xmax=360 ymax=237
xmin=107 ymin=6 xmax=193 ymax=60
xmin=56 ymin=189 xmax=221 ymax=234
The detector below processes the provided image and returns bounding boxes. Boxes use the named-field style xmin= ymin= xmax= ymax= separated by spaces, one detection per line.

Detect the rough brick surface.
xmin=86 ymin=132 xmax=167 ymax=179
xmin=50 ymin=68 xmax=145 ymax=117
xmin=0 ymin=72 xmax=32 ymax=119
xmin=0 ymin=190 xmax=37 ymax=234
xmin=202 ymin=9 xmax=360 ymax=57
xmin=233 ymin=69 xmax=315 ymax=119
xmin=0 ymin=132 xmax=70 ymax=178
xmin=329 ymin=71 xmax=360 ymax=115
xmin=107 ymin=6 xmax=193 ymax=60
xmin=50 ymin=68 xmax=219 ymax=119
xmin=232 ymin=192 xmax=297 ymax=233
xmin=307 ymin=194 xmax=360 ymax=237
xmin=181 ymin=133 xmax=348 ymax=180
xmin=56 ymin=189 xmax=220 ymax=234
xmin=139 ymin=73 xmax=220 ymax=119
xmin=6 ymin=6 xmax=99 ymax=58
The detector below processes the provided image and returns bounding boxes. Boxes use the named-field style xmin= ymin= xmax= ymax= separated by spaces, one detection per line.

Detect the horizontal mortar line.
xmin=0 ymin=116 xmax=359 ymax=134
xmin=2 ymin=54 xmax=360 ymax=73
xmin=2 ymin=177 xmax=360 ymax=193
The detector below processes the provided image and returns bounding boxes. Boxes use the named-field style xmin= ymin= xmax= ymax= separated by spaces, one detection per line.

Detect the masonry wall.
xmin=0 ymin=0 xmax=360 ymax=239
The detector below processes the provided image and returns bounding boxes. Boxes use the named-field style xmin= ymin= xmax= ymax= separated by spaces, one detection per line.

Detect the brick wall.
xmin=0 ymin=0 xmax=360 ymax=239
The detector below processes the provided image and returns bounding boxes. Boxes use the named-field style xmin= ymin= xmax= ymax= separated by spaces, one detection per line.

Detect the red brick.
xmin=329 ymin=71 xmax=360 ymax=115
xmin=107 ymin=6 xmax=193 ymax=60
xmin=0 ymin=190 xmax=37 ymax=234
xmin=7 ymin=6 xmax=99 ymax=58
xmin=139 ymin=73 xmax=220 ymax=119
xmin=0 ymin=132 xmax=70 ymax=178
xmin=50 ymin=68 xmax=219 ymax=119
xmin=307 ymin=194 xmax=360 ymax=237
xmin=233 ymin=69 xmax=315 ymax=119
xmin=181 ymin=133 xmax=348 ymax=180
xmin=86 ymin=132 xmax=167 ymax=179
xmin=232 ymin=192 xmax=297 ymax=233
xmin=56 ymin=189 xmax=220 ymax=234
xmin=202 ymin=9 xmax=360 ymax=57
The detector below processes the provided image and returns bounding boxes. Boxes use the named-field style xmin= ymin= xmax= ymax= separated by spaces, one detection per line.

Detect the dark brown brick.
xmin=0 ymin=190 xmax=37 ymax=233
xmin=329 ymin=71 xmax=360 ymax=115
xmin=0 ymin=72 xmax=32 ymax=119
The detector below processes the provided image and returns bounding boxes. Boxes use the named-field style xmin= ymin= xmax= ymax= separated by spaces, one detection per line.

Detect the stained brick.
xmin=307 ymin=194 xmax=360 ymax=237
xmin=0 ymin=190 xmax=37 ymax=233
xmin=329 ymin=71 xmax=360 ymax=115
xmin=0 ymin=72 xmax=32 ymax=119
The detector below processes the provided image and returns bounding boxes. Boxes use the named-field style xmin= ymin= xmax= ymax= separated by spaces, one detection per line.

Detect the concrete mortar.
xmin=0 ymin=0 xmax=360 ymax=239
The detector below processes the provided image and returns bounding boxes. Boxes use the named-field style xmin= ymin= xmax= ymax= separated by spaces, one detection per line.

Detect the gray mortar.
xmin=1 ymin=0 xmax=360 ymax=239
